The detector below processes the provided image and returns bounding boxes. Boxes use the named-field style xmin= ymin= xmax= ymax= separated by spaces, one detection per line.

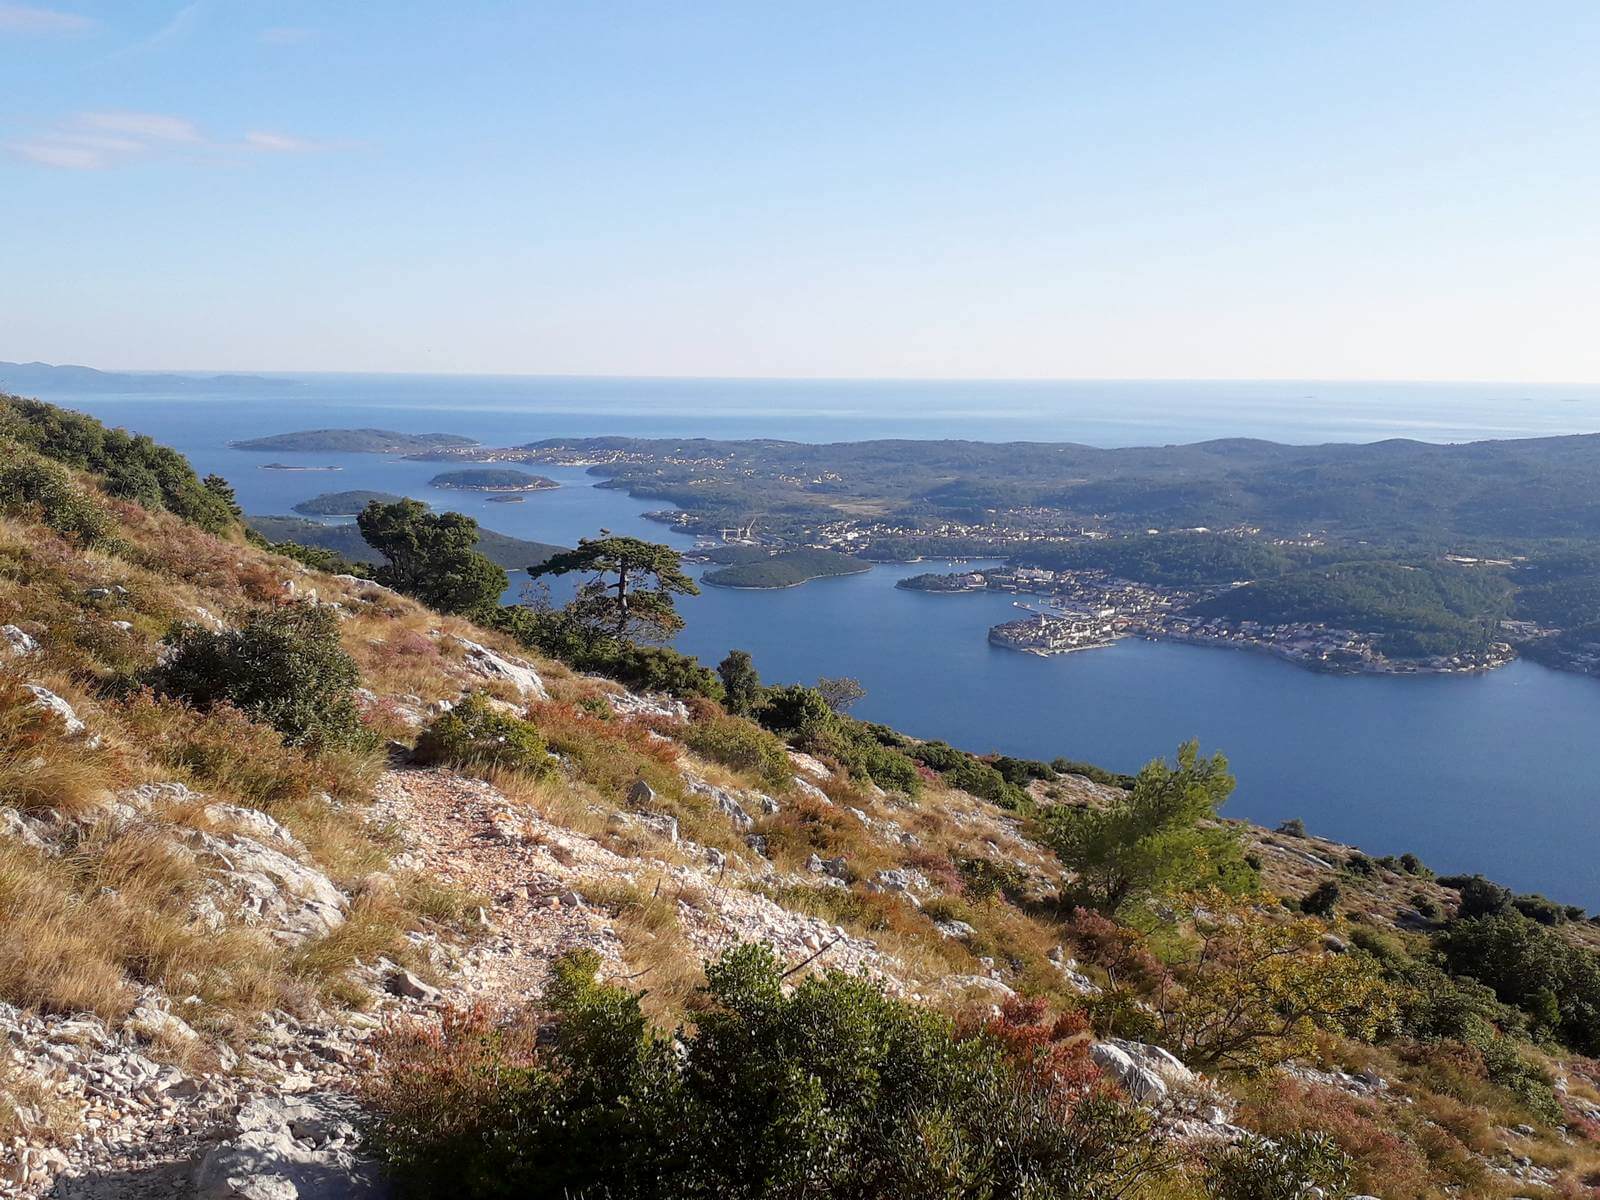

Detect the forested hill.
xmin=528 ymin=432 xmax=1600 ymax=542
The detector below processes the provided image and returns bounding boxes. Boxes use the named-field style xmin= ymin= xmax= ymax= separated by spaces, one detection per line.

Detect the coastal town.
xmin=912 ymin=566 xmax=1517 ymax=676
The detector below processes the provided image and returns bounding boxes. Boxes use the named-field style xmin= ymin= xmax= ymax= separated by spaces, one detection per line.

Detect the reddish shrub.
xmin=972 ymin=996 xmax=1103 ymax=1111
xmin=1063 ymin=908 xmax=1167 ymax=992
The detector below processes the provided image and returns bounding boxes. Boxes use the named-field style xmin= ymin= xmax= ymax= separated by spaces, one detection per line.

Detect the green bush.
xmin=413 ymin=692 xmax=551 ymax=775
xmin=1436 ymin=911 xmax=1600 ymax=1053
xmin=366 ymin=943 xmax=1162 ymax=1200
xmin=1206 ymin=1132 xmax=1352 ymax=1200
xmin=1511 ymin=893 xmax=1568 ymax=926
xmin=716 ymin=649 xmax=763 ymax=718
xmin=957 ymin=856 xmax=1026 ymax=903
xmin=911 ymin=740 xmax=966 ymax=772
xmin=1397 ymin=852 xmax=1430 ymax=877
xmin=1343 ymin=853 xmax=1375 ymax=877
xmin=759 ymin=685 xmax=921 ymax=794
xmin=603 ymin=643 xmax=724 ymax=700
xmin=157 ymin=603 xmax=370 ymax=750
xmin=0 ymin=449 xmax=114 ymax=546
xmin=1410 ymin=893 xmax=1440 ymax=920
xmin=487 ymin=605 xmax=724 ymax=701
xmin=1299 ymin=880 xmax=1341 ymax=917
xmin=1042 ymin=742 xmax=1253 ymax=915
xmin=1438 ymin=874 xmax=1512 ymax=918
xmin=941 ymin=758 xmax=1029 ymax=809
xmin=758 ymin=683 xmax=837 ymax=743
xmin=682 ymin=713 xmax=792 ymax=789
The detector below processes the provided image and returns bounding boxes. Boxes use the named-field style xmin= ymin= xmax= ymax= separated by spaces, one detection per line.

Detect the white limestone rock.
xmin=25 ymin=684 xmax=86 ymax=737
xmin=2 ymin=624 xmax=39 ymax=656
xmin=791 ymin=777 xmax=832 ymax=804
xmin=1090 ymin=1039 xmax=1195 ymax=1105
xmin=453 ymin=636 xmax=549 ymax=699
xmin=180 ymin=829 xmax=347 ymax=944
xmin=607 ymin=689 xmax=689 ymax=722
xmin=1 ymin=808 xmax=52 ymax=852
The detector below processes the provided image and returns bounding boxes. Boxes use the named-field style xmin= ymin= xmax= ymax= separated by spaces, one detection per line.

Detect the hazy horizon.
xmin=14 ymin=358 xmax=1600 ymax=390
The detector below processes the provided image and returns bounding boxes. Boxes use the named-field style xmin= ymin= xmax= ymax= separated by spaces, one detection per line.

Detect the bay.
xmin=29 ymin=375 xmax=1600 ymax=907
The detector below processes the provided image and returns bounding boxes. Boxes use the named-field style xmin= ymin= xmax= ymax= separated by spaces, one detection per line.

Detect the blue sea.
xmin=29 ymin=373 xmax=1600 ymax=908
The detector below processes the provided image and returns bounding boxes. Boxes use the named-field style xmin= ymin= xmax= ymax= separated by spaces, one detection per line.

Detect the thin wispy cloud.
xmin=8 ymin=110 xmax=329 ymax=169
xmin=81 ymin=111 xmax=201 ymax=142
xmin=0 ymin=3 xmax=94 ymax=33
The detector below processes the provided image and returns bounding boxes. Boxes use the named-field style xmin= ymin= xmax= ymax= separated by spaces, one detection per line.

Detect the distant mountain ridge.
xmin=0 ymin=360 xmax=293 ymax=394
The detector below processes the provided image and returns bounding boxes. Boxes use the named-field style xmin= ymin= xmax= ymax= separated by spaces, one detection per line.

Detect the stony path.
xmin=372 ymin=766 xmax=902 ymax=1004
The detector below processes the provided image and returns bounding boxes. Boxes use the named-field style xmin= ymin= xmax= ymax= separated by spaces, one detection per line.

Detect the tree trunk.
xmin=616 ymin=563 xmax=629 ymax=636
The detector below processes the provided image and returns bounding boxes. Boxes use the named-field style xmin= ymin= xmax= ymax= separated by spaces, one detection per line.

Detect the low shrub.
xmin=1234 ymin=1078 xmax=1429 ymax=1198
xmin=681 ymin=712 xmax=792 ymax=789
xmin=1206 ymin=1131 xmax=1353 ymax=1200
xmin=1155 ymin=893 xmax=1397 ymax=1071
xmin=1438 ymin=874 xmax=1511 ymax=918
xmin=1436 ymin=911 xmax=1600 ymax=1053
xmin=956 ymin=855 xmax=1026 ymax=903
xmin=157 ymin=602 xmax=371 ymax=750
xmin=413 ymin=693 xmax=551 ymax=776
xmin=1300 ymin=879 xmax=1341 ymax=917
xmin=365 ymin=943 xmax=1165 ymax=1200
xmin=269 ymin=540 xmax=356 ymax=575
xmin=0 ymin=450 xmax=114 ymax=547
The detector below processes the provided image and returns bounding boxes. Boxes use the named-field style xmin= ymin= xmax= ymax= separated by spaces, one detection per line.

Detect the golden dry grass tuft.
xmin=583 ymin=875 xmax=708 ymax=1023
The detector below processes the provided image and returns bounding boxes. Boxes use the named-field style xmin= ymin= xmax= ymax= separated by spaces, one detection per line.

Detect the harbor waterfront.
xmin=30 ymin=380 xmax=1600 ymax=908
xmin=919 ymin=566 xmax=1519 ymax=675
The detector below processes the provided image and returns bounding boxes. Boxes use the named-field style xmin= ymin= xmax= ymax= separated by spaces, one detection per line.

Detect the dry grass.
xmin=0 ymin=1058 xmax=79 ymax=1150
xmin=488 ymin=768 xmax=612 ymax=839
xmin=584 ymin=876 xmax=708 ymax=1023
xmin=0 ymin=673 xmax=126 ymax=814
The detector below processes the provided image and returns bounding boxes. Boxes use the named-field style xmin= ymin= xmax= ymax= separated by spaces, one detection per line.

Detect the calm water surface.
xmin=31 ymin=377 xmax=1600 ymax=907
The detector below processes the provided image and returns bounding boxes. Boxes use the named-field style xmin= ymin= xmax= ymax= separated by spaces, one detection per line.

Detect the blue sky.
xmin=3 ymin=1 xmax=1599 ymax=380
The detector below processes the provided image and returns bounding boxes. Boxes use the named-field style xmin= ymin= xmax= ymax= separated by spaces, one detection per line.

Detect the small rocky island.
xmin=428 ymin=468 xmax=559 ymax=493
